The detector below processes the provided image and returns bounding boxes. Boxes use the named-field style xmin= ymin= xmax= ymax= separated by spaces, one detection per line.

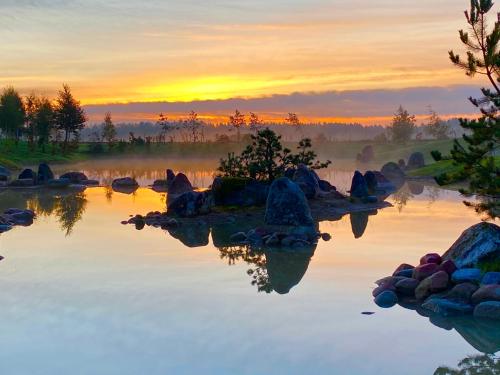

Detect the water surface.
xmin=0 ymin=159 xmax=496 ymax=375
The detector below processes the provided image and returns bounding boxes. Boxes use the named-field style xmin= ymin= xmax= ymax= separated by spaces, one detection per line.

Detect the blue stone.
xmin=451 ymin=268 xmax=482 ymax=284
xmin=374 ymin=290 xmax=398 ymax=308
xmin=482 ymin=272 xmax=500 ymax=285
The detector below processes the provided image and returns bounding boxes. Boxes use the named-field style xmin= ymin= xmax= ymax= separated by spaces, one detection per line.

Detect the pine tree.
xmin=425 ymin=109 xmax=450 ymax=140
xmin=229 ymin=109 xmax=246 ymax=142
xmin=101 ymin=112 xmax=117 ymax=148
xmin=54 ymin=84 xmax=86 ymax=152
xmin=388 ymin=106 xmax=416 ymax=144
xmin=447 ymin=0 xmax=500 ymax=218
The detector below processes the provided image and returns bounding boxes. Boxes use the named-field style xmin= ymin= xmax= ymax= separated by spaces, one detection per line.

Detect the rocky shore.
xmin=373 ymin=222 xmax=500 ymax=320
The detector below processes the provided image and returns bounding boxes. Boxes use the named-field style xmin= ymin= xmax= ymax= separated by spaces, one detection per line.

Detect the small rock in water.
xmin=374 ymin=290 xmax=398 ymax=308
xmin=361 ymin=312 xmax=375 ymax=315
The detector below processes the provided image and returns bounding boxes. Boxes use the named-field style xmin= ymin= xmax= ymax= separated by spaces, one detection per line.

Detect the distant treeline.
xmin=81 ymin=118 xmax=463 ymax=143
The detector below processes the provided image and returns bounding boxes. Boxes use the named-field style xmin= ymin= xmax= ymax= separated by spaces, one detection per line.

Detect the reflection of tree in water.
xmin=26 ymin=191 xmax=88 ymax=235
xmin=218 ymin=246 xmax=273 ymax=293
xmin=217 ymin=245 xmax=314 ymax=294
xmin=104 ymin=186 xmax=113 ymax=203
xmin=392 ymin=185 xmax=414 ymax=212
xmin=54 ymin=193 xmax=88 ymax=235
xmin=435 ymin=354 xmax=500 ymax=375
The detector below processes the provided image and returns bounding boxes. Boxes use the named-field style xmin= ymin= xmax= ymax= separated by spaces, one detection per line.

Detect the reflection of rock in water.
xmin=112 ymin=185 xmax=138 ymax=195
xmin=350 ymin=210 xmax=377 ymax=239
xmin=265 ymin=248 xmax=315 ymax=294
xmin=407 ymin=181 xmax=425 ymax=195
xmin=400 ymin=299 xmax=500 ymax=354
xmin=167 ymin=222 xmax=210 ymax=248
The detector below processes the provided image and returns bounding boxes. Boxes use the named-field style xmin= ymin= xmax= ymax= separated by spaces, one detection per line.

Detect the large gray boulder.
xmin=442 ymin=222 xmax=500 ymax=268
xmin=407 ymin=152 xmax=425 ymax=170
xmin=265 ymin=177 xmax=314 ymax=227
xmin=292 ymin=164 xmax=320 ymax=199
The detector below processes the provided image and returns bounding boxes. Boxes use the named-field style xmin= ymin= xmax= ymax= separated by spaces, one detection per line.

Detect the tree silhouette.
xmin=446 ymin=0 xmax=500 ymax=219
xmin=228 ymin=109 xmax=246 ymax=142
xmin=388 ymin=106 xmax=416 ymax=144
xmin=0 ymin=87 xmax=25 ymax=142
xmin=54 ymin=84 xmax=86 ymax=152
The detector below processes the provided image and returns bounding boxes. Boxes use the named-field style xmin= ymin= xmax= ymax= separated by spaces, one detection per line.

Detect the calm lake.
xmin=0 ymin=158 xmax=497 ymax=375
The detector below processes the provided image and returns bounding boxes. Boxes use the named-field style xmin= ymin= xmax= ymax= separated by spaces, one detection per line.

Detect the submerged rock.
xmin=265 ymin=177 xmax=314 ymax=227
xmin=442 ymin=222 xmax=500 ymax=268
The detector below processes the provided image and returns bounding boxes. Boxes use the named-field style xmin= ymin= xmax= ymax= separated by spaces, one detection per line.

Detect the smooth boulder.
xmin=442 ymin=222 xmax=500 ymax=268
xmin=380 ymin=162 xmax=406 ymax=183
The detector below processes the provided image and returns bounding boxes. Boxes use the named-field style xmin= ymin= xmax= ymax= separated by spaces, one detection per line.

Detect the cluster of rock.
xmin=122 ymin=211 xmax=179 ymax=230
xmin=378 ymin=151 xmax=426 ymax=186
xmin=2 ymin=163 xmax=98 ymax=188
xmin=373 ymin=222 xmax=500 ymax=320
xmin=0 ymin=208 xmax=36 ymax=233
xmin=349 ymin=170 xmax=396 ymax=202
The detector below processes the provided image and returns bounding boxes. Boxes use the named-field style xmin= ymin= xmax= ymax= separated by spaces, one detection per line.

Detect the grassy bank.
xmin=0 ymin=141 xmax=89 ymax=169
xmin=408 ymin=156 xmax=500 ymax=179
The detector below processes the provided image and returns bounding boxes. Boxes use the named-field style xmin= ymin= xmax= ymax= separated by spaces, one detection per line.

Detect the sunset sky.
xmin=1 ymin=0 xmax=491 ymax=123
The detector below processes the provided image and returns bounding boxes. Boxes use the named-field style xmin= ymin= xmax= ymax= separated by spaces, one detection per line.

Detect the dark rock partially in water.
xmin=47 ymin=178 xmax=71 ymax=189
xmin=0 ymin=208 xmax=36 ymax=232
xmin=37 ymin=163 xmax=54 ymax=184
xmin=265 ymin=249 xmax=314 ymax=294
xmin=112 ymin=177 xmax=139 ymax=194
xmin=350 ymin=170 xmax=369 ymax=199
xmin=18 ymin=168 xmax=36 ymax=182
xmin=167 ymin=191 xmax=213 ymax=217
xmin=168 ymin=173 xmax=193 ymax=195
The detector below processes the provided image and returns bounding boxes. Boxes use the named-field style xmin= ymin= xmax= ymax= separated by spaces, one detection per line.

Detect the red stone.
xmin=420 ymin=253 xmax=442 ymax=265
xmin=412 ymin=263 xmax=440 ymax=281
